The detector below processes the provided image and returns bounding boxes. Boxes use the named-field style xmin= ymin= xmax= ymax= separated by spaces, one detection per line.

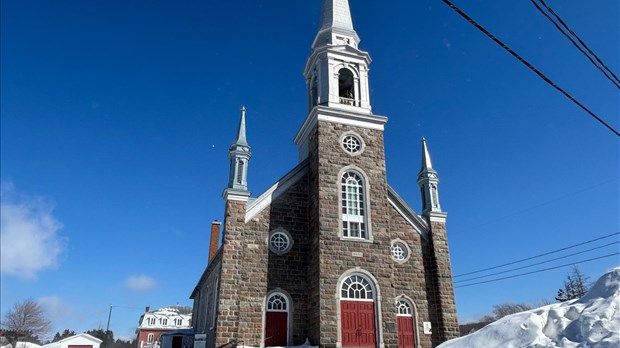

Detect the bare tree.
xmin=2 ymin=298 xmax=51 ymax=342
xmin=491 ymin=303 xmax=532 ymax=320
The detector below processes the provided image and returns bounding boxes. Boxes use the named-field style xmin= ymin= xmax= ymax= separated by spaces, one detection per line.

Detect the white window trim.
xmin=390 ymin=238 xmax=412 ymax=264
xmin=340 ymin=131 xmax=366 ymax=156
xmin=267 ymin=227 xmax=294 ymax=255
xmin=338 ymin=166 xmax=373 ymax=242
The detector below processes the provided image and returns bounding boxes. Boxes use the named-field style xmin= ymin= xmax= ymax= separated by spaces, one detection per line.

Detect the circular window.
xmin=341 ymin=133 xmax=364 ymax=155
xmin=269 ymin=229 xmax=293 ymax=255
xmin=391 ymin=241 xmax=410 ymax=262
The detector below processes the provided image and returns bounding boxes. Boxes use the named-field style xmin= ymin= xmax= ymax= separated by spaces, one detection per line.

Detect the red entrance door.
xmin=341 ymin=300 xmax=376 ymax=347
xmin=265 ymin=311 xmax=287 ymax=347
xmin=397 ymin=316 xmax=415 ymax=348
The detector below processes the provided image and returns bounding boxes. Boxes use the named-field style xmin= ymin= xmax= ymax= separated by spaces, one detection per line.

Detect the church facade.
xmin=190 ymin=1 xmax=459 ymax=347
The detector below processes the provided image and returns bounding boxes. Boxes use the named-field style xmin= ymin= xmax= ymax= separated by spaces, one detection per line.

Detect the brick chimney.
xmin=145 ymin=306 xmax=150 ymax=312
xmin=209 ymin=221 xmax=221 ymax=262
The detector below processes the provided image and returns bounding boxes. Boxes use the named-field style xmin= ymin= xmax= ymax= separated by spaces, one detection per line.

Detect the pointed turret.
xmin=225 ymin=107 xmax=251 ymax=196
xmin=312 ymin=0 xmax=360 ymax=50
xmin=417 ymin=138 xmax=442 ymax=214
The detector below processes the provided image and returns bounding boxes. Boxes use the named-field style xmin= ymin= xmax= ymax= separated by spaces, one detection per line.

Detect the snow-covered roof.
xmin=438 ymin=267 xmax=620 ymax=348
xmin=15 ymin=343 xmax=41 ymax=348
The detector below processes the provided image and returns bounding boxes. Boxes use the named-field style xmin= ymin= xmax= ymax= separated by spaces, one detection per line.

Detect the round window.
xmin=269 ymin=230 xmax=293 ymax=255
xmin=341 ymin=133 xmax=363 ymax=155
xmin=391 ymin=241 xmax=409 ymax=262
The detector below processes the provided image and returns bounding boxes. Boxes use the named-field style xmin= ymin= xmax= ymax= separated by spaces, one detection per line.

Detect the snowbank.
xmin=238 ymin=339 xmax=317 ymax=348
xmin=439 ymin=267 xmax=620 ymax=348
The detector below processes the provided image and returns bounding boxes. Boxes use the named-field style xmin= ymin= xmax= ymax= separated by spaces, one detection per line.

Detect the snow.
xmin=238 ymin=338 xmax=317 ymax=348
xmin=439 ymin=267 xmax=620 ymax=348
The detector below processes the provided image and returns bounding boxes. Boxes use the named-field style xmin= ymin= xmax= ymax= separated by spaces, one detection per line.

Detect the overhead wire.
xmin=455 ymin=253 xmax=619 ymax=288
xmin=441 ymin=0 xmax=620 ymax=137
xmin=454 ymin=232 xmax=619 ymax=278
xmin=531 ymin=0 xmax=620 ymax=89
xmin=454 ymin=241 xmax=619 ymax=284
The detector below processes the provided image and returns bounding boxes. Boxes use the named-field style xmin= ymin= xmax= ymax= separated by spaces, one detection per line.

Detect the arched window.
xmin=396 ymin=299 xmax=413 ymax=316
xmin=341 ymin=171 xmax=367 ymax=239
xmin=236 ymin=160 xmax=244 ymax=184
xmin=341 ymin=274 xmax=373 ymax=300
xmin=338 ymin=68 xmax=355 ymax=105
xmin=267 ymin=293 xmax=288 ymax=312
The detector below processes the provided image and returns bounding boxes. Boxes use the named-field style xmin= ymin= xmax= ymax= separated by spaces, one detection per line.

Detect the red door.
xmin=341 ymin=300 xmax=376 ymax=347
xmin=265 ymin=311 xmax=287 ymax=347
xmin=397 ymin=316 xmax=415 ymax=348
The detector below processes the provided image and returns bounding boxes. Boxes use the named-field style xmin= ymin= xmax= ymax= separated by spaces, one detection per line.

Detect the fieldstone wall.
xmin=425 ymin=219 xmax=460 ymax=346
xmin=215 ymin=176 xmax=311 ymax=347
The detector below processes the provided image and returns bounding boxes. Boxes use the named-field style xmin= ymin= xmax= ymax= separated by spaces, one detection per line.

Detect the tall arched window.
xmin=338 ymin=68 xmax=355 ymax=105
xmin=341 ymin=171 xmax=367 ymax=239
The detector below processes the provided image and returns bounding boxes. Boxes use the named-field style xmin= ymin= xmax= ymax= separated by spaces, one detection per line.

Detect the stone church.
xmin=190 ymin=0 xmax=459 ymax=347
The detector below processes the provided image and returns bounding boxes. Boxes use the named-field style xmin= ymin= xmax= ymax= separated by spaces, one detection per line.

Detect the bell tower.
xmin=296 ymin=0 xmax=383 ymax=161
xmin=304 ymin=0 xmax=371 ymax=114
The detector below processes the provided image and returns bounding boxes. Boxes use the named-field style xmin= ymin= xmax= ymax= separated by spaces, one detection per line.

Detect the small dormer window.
xmin=148 ymin=318 xmax=155 ymax=325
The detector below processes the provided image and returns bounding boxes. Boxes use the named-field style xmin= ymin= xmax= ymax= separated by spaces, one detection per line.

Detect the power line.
xmin=454 ymin=232 xmax=620 ymax=278
xmin=441 ymin=0 xmax=620 ymax=137
xmin=463 ymin=178 xmax=617 ymax=230
xmin=531 ymin=0 xmax=620 ymax=89
xmin=455 ymin=252 xmax=619 ymax=289
xmin=454 ymin=241 xmax=619 ymax=284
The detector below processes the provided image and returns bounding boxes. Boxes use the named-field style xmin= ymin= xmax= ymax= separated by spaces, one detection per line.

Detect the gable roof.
xmin=245 ymin=159 xmax=309 ymax=222
xmin=387 ymin=184 xmax=429 ymax=241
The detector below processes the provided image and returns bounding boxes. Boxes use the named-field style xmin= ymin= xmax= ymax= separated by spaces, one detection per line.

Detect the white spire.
xmin=312 ymin=0 xmax=360 ymax=49
xmin=234 ymin=106 xmax=248 ymax=146
xmin=417 ymin=138 xmax=442 ymax=214
xmin=227 ymin=107 xmax=251 ymax=192
xmin=420 ymin=137 xmax=434 ymax=173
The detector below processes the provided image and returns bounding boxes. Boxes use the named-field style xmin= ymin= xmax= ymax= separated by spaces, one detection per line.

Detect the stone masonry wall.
xmin=309 ymin=120 xmax=438 ymax=348
xmin=427 ymin=220 xmax=459 ymax=345
xmin=215 ymin=176 xmax=310 ymax=347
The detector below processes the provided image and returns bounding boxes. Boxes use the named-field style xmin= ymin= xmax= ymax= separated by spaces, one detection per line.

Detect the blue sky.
xmin=1 ymin=0 xmax=618 ymax=341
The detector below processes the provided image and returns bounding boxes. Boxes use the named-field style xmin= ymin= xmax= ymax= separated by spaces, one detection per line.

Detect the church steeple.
xmin=296 ymin=0 xmax=386 ymax=162
xmin=226 ymin=107 xmax=251 ymax=193
xmin=417 ymin=138 xmax=442 ymax=214
xmin=303 ymin=0 xmax=372 ymax=114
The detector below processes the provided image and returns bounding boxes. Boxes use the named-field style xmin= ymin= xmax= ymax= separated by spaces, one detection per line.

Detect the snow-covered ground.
xmin=439 ymin=267 xmax=620 ymax=348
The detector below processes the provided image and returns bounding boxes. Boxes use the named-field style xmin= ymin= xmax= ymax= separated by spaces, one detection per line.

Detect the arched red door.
xmin=396 ymin=299 xmax=416 ymax=348
xmin=265 ymin=293 xmax=288 ymax=347
xmin=340 ymin=275 xmax=377 ymax=348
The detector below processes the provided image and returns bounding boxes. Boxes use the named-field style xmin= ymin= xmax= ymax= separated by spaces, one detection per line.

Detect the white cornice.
xmin=387 ymin=185 xmax=429 ymax=241
xmin=222 ymin=188 xmax=251 ymax=202
xmin=294 ymin=106 xmax=387 ymax=149
xmin=245 ymin=160 xmax=310 ymax=222
xmin=305 ymin=45 xmax=371 ymax=77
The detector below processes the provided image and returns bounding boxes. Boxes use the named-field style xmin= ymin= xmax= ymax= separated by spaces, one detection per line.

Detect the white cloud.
xmin=0 ymin=182 xmax=66 ymax=280
xmin=124 ymin=275 xmax=157 ymax=292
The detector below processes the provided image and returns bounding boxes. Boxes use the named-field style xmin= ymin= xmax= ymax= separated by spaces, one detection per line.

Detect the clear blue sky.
xmin=1 ymin=0 xmax=618 ymax=340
